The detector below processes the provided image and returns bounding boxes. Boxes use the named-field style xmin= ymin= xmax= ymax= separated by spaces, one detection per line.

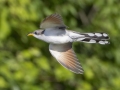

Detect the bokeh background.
xmin=0 ymin=0 xmax=120 ymax=90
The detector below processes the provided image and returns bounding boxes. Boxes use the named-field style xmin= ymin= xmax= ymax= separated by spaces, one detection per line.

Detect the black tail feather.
xmin=77 ymin=33 xmax=110 ymax=45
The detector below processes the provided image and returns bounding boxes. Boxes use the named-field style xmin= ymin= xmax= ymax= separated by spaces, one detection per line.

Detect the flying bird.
xmin=28 ymin=13 xmax=109 ymax=74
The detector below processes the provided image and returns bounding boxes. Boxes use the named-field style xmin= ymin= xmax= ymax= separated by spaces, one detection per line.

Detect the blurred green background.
xmin=0 ymin=0 xmax=120 ymax=90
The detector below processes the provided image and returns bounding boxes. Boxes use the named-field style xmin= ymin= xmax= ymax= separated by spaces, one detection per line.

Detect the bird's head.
xmin=27 ymin=29 xmax=45 ymax=39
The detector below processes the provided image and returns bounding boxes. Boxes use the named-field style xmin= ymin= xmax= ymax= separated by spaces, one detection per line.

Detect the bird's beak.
xmin=27 ymin=33 xmax=34 ymax=36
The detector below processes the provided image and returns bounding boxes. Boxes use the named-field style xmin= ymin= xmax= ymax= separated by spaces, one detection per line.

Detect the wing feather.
xmin=49 ymin=43 xmax=84 ymax=74
xmin=40 ymin=13 xmax=67 ymax=29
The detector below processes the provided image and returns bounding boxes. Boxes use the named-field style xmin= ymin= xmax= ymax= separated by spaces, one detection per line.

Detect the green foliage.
xmin=0 ymin=0 xmax=120 ymax=90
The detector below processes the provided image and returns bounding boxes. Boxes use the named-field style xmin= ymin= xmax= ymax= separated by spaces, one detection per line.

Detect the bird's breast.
xmin=41 ymin=35 xmax=72 ymax=44
xmin=39 ymin=29 xmax=73 ymax=44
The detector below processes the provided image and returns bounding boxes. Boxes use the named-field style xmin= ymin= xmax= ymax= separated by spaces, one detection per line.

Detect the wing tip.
xmin=40 ymin=13 xmax=66 ymax=29
xmin=71 ymin=69 xmax=84 ymax=74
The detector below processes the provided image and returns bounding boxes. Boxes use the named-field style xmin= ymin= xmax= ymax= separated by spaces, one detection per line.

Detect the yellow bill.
xmin=27 ymin=33 xmax=34 ymax=36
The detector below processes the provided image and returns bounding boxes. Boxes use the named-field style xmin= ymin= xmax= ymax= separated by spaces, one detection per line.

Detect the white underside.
xmin=41 ymin=35 xmax=72 ymax=44
xmin=34 ymin=29 xmax=73 ymax=44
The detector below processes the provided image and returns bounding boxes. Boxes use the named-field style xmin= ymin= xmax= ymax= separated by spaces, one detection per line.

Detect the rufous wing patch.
xmin=49 ymin=43 xmax=84 ymax=74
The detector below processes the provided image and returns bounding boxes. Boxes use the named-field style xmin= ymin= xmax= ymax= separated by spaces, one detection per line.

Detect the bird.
xmin=28 ymin=13 xmax=109 ymax=74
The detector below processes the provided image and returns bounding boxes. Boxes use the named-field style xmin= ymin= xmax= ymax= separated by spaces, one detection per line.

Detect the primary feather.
xmin=40 ymin=13 xmax=66 ymax=29
xmin=49 ymin=43 xmax=84 ymax=74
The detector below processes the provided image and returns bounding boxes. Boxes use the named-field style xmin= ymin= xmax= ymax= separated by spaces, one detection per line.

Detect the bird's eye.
xmin=34 ymin=32 xmax=37 ymax=35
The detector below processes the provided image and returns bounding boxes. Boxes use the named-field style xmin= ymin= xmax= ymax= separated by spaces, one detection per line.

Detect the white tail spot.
xmin=105 ymin=41 xmax=109 ymax=44
xmin=90 ymin=39 xmax=96 ymax=43
xmin=95 ymin=33 xmax=102 ymax=37
xmin=103 ymin=33 xmax=108 ymax=37
xmin=88 ymin=33 xmax=94 ymax=36
xmin=99 ymin=41 xmax=105 ymax=44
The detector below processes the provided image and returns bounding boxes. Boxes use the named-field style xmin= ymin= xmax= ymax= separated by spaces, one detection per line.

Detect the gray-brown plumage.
xmin=28 ymin=13 xmax=110 ymax=74
xmin=49 ymin=43 xmax=83 ymax=74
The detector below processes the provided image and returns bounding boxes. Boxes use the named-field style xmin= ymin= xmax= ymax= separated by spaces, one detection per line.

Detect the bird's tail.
xmin=76 ymin=33 xmax=110 ymax=45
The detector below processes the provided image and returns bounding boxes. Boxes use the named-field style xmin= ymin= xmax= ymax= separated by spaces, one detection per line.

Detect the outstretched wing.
xmin=40 ymin=13 xmax=67 ymax=29
xmin=49 ymin=43 xmax=84 ymax=74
